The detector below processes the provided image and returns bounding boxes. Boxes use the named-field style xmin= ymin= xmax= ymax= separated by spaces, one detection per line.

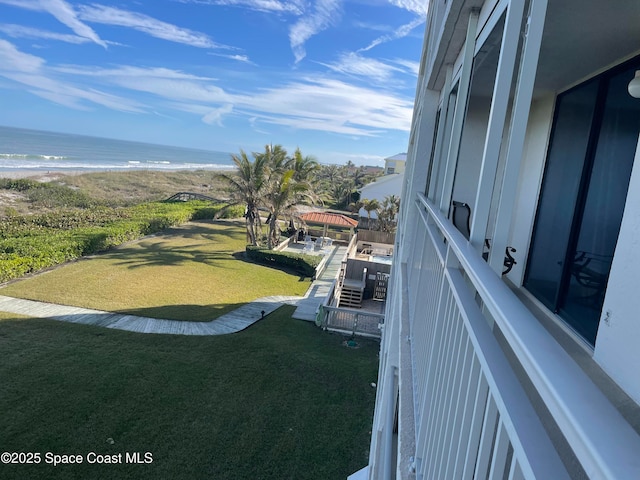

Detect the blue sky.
xmin=0 ymin=0 xmax=425 ymax=165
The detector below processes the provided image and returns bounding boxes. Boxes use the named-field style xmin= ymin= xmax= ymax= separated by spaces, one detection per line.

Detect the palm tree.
xmin=215 ymin=149 xmax=268 ymax=245
xmin=349 ymin=199 xmax=364 ymax=214
xmin=262 ymin=146 xmax=319 ymax=248
xmin=377 ymin=195 xmax=401 ymax=233
xmin=362 ymin=198 xmax=380 ymax=220
xmin=291 ymin=147 xmax=320 ymax=182
xmin=329 ymin=180 xmax=355 ymax=210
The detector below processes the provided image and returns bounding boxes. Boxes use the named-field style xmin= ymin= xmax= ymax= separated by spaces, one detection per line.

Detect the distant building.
xmin=383 ymin=153 xmax=406 ymax=175
xmin=358 ymin=173 xmax=403 ymax=220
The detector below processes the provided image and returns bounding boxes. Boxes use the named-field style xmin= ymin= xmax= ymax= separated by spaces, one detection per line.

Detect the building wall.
xmin=363 ymin=0 xmax=640 ymax=477
xmin=594 ymin=134 xmax=640 ymax=405
xmin=384 ymin=159 xmax=406 ymax=175
xmin=358 ymin=174 xmax=404 ymax=219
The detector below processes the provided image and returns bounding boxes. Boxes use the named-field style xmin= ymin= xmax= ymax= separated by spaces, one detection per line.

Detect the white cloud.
xmin=0 ymin=35 xmax=413 ymax=136
xmin=208 ymin=52 xmax=255 ymax=64
xmin=202 ymin=104 xmax=234 ymax=125
xmin=77 ymin=4 xmax=229 ymax=49
xmin=0 ymin=0 xmax=108 ymax=48
xmin=388 ymin=0 xmax=428 ymax=16
xmin=0 ymin=23 xmax=91 ymax=44
xmin=359 ymin=16 xmax=424 ymax=52
xmin=391 ymin=58 xmax=420 ymax=76
xmin=177 ymin=0 xmax=303 ymax=14
xmin=289 ymin=0 xmax=341 ymax=63
xmin=322 ymin=52 xmax=403 ymax=82
xmin=0 ymin=40 xmax=142 ymax=112
xmin=236 ymin=77 xmax=413 ymax=134
xmin=55 ymin=65 xmax=215 ymax=81
xmin=57 ymin=63 xmax=413 ymax=135
xmin=0 ymin=39 xmax=45 ymax=72
xmin=57 ymin=65 xmax=231 ymax=105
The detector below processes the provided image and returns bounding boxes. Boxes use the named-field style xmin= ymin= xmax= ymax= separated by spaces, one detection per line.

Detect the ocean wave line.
xmin=0 ymin=153 xmax=68 ymax=160
xmin=0 ymin=160 xmax=234 ymax=171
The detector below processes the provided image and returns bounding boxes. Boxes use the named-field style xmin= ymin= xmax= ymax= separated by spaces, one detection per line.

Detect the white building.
xmin=359 ymin=174 xmax=404 ymax=220
xmin=356 ymin=1 xmax=640 ymax=479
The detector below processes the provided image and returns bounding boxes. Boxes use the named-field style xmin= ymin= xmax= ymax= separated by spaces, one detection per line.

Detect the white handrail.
xmin=416 ymin=192 xmax=640 ymax=478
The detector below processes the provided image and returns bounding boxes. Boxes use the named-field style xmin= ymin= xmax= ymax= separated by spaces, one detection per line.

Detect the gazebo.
xmin=298 ymin=212 xmax=358 ymax=243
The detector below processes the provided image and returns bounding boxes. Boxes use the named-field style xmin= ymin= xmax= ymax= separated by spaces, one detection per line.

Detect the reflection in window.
xmin=525 ymin=58 xmax=640 ymax=344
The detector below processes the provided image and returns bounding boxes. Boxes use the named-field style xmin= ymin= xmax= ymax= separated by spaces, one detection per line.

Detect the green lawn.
xmin=0 ymin=306 xmax=378 ymax=480
xmin=0 ymin=220 xmax=311 ymax=321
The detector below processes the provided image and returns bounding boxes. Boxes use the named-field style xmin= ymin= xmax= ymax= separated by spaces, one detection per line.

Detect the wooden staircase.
xmin=338 ymin=268 xmax=367 ymax=308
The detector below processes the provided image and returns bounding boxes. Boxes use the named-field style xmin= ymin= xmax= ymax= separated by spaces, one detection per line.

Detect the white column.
xmin=438 ymin=11 xmax=479 ymax=214
xmin=469 ymin=0 xmax=526 ymax=257
xmin=400 ymin=89 xmax=440 ymax=265
xmin=488 ymin=0 xmax=549 ymax=274
xmin=428 ymin=66 xmax=453 ymax=202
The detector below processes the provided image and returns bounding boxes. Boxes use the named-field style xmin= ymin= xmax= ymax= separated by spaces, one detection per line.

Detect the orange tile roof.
xmin=299 ymin=212 xmax=358 ymax=228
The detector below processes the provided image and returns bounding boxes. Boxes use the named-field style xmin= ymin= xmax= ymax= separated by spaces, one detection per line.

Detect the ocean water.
xmin=0 ymin=126 xmax=233 ymax=173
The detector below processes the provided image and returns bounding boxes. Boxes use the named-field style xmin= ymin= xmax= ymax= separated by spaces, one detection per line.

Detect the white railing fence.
xmin=318 ymin=305 xmax=384 ymax=339
xmin=408 ymin=193 xmax=640 ymax=479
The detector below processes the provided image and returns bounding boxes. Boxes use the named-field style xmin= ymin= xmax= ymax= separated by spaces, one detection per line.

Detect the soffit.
xmin=426 ymin=0 xmax=640 ymax=96
xmin=534 ymin=0 xmax=640 ymax=96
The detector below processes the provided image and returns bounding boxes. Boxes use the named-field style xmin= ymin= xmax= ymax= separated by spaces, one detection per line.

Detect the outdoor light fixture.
xmin=628 ymin=70 xmax=640 ymax=98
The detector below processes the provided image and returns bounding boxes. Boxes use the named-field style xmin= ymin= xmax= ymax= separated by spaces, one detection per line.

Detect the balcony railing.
xmin=407 ymin=193 xmax=640 ymax=479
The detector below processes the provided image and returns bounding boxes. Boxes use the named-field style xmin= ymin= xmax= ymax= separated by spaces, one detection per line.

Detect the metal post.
xmin=469 ymin=0 xmax=526 ymax=258
xmin=488 ymin=0 xmax=549 ymax=274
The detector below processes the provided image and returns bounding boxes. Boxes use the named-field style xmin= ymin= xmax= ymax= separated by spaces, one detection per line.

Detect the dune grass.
xmin=0 ymin=305 xmax=378 ymax=480
xmin=0 ymin=220 xmax=311 ymax=321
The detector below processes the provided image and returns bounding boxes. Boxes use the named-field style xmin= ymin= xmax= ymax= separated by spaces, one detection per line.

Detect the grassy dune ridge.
xmin=0 ymin=170 xmax=229 ymax=215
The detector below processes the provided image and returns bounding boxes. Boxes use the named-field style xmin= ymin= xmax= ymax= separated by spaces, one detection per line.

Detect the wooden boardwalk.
xmin=0 ymin=295 xmax=301 ymax=335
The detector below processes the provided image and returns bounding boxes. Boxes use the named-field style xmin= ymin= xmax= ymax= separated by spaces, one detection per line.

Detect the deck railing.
xmin=407 ymin=193 xmax=640 ymax=479
xmin=317 ymin=305 xmax=384 ymax=339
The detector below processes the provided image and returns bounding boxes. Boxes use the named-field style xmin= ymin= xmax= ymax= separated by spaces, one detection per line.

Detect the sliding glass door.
xmin=525 ymin=57 xmax=640 ymax=345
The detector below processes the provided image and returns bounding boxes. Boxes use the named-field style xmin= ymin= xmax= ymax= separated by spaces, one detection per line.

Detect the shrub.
xmin=245 ymin=246 xmax=321 ymax=277
xmin=0 ymin=201 xmax=222 ymax=283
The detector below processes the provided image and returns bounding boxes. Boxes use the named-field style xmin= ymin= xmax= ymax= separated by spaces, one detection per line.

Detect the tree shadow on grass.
xmin=113 ymin=302 xmax=250 ymax=322
xmin=102 ymin=244 xmax=237 ymax=270
xmin=93 ymin=220 xmax=250 ymax=270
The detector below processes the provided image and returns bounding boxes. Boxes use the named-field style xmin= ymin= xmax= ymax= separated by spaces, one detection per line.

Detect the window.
xmin=525 ymin=57 xmax=640 ymax=345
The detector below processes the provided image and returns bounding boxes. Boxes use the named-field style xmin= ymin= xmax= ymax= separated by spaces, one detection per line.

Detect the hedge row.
xmin=245 ymin=246 xmax=321 ymax=277
xmin=0 ymin=201 xmax=242 ymax=283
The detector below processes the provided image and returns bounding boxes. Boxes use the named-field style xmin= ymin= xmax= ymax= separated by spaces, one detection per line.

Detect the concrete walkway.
xmin=292 ymin=245 xmax=348 ymax=321
xmin=0 ymin=294 xmax=301 ymax=336
xmin=0 ymin=246 xmax=347 ymax=334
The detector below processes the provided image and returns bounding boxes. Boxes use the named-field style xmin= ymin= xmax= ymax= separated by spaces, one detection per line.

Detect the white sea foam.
xmin=0 ymin=126 xmax=234 ymax=172
xmin=0 ymin=153 xmax=68 ymax=160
